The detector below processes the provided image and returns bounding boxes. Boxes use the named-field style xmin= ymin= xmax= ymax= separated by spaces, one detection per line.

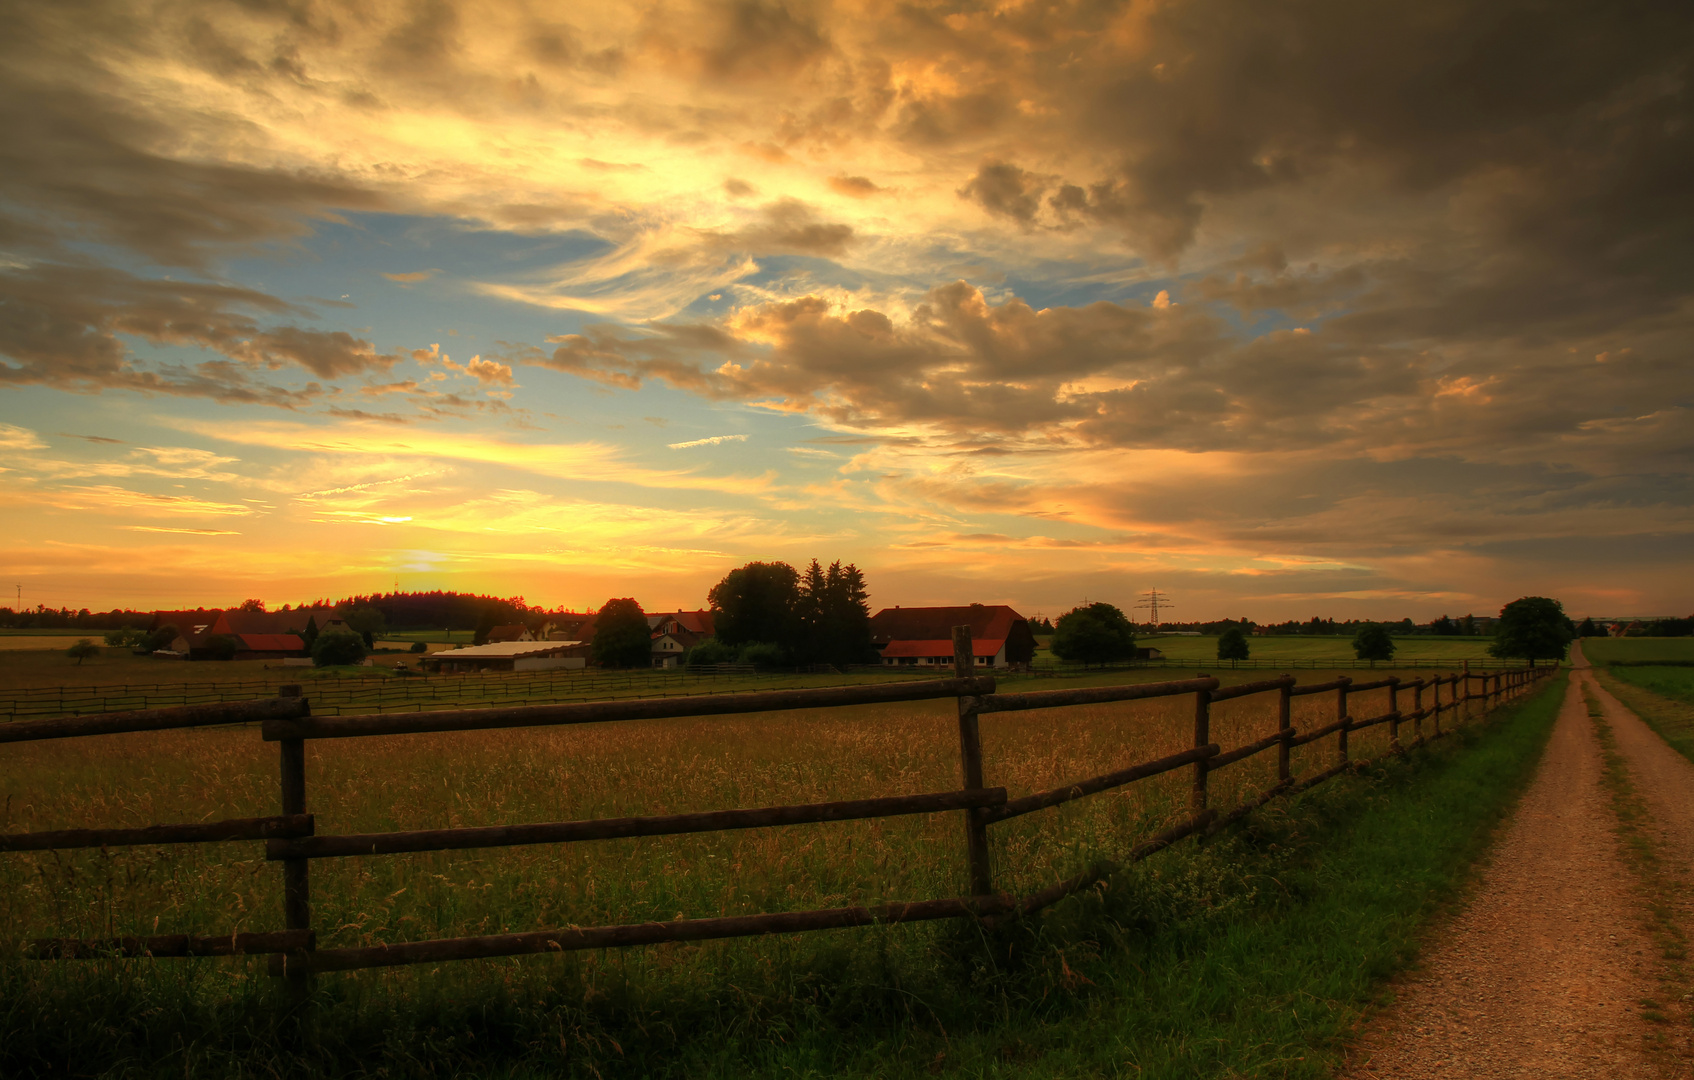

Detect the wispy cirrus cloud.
xmin=668 ymin=434 xmax=748 ymax=450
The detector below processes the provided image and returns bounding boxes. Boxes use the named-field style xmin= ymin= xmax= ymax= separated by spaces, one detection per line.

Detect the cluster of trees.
xmin=581 ymin=559 xmax=876 ymax=670
xmin=697 ymin=560 xmax=874 ymax=668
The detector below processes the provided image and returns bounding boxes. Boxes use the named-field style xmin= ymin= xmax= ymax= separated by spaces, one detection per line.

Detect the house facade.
xmin=649 ymin=609 xmax=716 ymax=668
xmin=867 ymin=605 xmax=1037 ymax=670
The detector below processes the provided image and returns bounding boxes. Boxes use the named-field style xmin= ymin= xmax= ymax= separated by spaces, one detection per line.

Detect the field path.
xmin=1342 ymin=651 xmax=1681 ymax=1078
xmin=1579 ymin=658 xmax=1694 ymax=881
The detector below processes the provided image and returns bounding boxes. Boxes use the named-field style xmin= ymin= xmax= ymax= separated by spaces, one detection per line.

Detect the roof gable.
xmin=868 ymin=605 xmax=1024 ymax=643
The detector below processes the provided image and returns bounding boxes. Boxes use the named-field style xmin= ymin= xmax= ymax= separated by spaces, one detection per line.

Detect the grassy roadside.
xmin=1581 ymin=684 xmax=1692 ymax=1053
xmin=1 ymin=674 xmax=1563 ymax=1079
xmin=1594 ymin=668 xmax=1694 ymax=768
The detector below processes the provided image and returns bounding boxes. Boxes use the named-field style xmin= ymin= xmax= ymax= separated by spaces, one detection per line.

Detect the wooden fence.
xmin=1 ymin=629 xmax=1554 ymax=987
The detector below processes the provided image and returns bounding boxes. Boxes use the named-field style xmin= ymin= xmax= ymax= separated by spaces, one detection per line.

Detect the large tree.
xmin=1051 ymin=602 xmax=1137 ymax=667
xmin=1216 ymin=627 xmax=1250 ymax=662
xmin=1352 ymin=624 xmax=1395 ymax=665
xmin=708 ymin=562 xmax=800 ymax=648
xmin=1490 ymin=597 xmax=1574 ymax=662
xmin=591 ymin=598 xmax=652 ymax=668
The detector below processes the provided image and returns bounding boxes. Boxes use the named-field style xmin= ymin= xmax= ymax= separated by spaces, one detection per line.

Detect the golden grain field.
xmin=0 ymin=672 xmax=1416 ymax=984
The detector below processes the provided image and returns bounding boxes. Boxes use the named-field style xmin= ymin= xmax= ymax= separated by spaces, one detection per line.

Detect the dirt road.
xmin=1343 ymin=647 xmax=1691 ymax=1078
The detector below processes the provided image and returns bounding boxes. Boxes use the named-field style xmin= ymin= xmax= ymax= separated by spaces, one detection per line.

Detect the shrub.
xmin=201 ymin=634 xmax=240 ymax=662
xmin=687 ymin=638 xmax=738 ymax=666
xmin=409 ymin=640 xmax=427 ymax=653
xmin=65 ymin=639 xmax=98 ymax=665
xmin=312 ymin=630 xmax=367 ymax=667
xmin=739 ymin=642 xmax=787 ymax=668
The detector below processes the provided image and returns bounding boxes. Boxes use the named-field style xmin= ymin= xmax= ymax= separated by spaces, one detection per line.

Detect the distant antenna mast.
xmin=1135 ymin=588 xmax=1174 ymax=627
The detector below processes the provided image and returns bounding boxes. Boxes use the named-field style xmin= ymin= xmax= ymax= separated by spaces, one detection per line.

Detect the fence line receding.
xmin=2 ymin=633 xmax=1554 ymax=985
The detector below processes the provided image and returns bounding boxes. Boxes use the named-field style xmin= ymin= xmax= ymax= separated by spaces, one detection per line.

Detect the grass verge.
xmin=1581 ymin=684 xmax=1693 ymax=1053
xmin=1595 ymin=668 xmax=1694 ymax=768
xmin=1 ymin=677 xmax=1563 ymax=1079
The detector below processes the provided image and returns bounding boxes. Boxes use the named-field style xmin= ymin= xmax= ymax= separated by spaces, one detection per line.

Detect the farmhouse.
xmin=422 ymin=640 xmax=589 ymax=673
xmin=148 ymin=608 xmax=325 ymax=660
xmin=650 ymin=609 xmax=715 ymax=668
xmin=868 ymin=604 xmax=1037 ymax=669
xmin=485 ymin=623 xmax=534 ymax=643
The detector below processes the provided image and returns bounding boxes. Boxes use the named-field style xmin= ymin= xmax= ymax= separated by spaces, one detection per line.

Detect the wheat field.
xmin=0 ymin=672 xmax=1415 ymax=997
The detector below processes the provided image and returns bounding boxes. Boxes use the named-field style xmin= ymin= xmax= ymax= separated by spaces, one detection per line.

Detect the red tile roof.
xmin=237 ymin=634 xmax=305 ymax=652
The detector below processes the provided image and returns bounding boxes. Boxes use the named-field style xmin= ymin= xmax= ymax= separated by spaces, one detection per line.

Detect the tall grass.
xmin=0 ymin=671 xmax=1522 ymax=1078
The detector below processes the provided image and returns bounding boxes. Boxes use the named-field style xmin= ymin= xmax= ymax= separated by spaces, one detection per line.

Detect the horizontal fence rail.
xmin=3 ymin=643 xmax=1554 ymax=990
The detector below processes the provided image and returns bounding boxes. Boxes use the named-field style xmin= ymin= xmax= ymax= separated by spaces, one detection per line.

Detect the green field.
xmin=1582 ymin=636 xmax=1694 ymax=665
xmin=0 ymin=666 xmax=1559 ymax=1078
xmin=1605 ymin=665 xmax=1694 ymax=710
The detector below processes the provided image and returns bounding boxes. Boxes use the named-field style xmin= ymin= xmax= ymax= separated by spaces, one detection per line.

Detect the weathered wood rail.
xmin=2 ymin=637 xmax=1554 ymax=984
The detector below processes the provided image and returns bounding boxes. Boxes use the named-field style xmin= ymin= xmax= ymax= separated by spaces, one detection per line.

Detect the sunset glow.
xmin=2 ymin=0 xmax=1689 ymax=618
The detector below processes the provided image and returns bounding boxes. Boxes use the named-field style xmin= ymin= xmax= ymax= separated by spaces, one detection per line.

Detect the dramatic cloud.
xmin=1 ymin=0 xmax=1689 ymax=615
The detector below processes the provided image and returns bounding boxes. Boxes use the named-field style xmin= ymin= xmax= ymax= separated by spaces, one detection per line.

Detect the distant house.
xmin=548 ymin=614 xmax=594 ymax=641
xmin=486 ymin=624 xmax=534 ymax=643
xmin=149 ymin=608 xmax=327 ymax=660
xmin=422 ymin=640 xmax=589 ymax=673
xmin=649 ymin=609 xmax=716 ymax=668
xmin=868 ymin=604 xmax=1037 ymax=670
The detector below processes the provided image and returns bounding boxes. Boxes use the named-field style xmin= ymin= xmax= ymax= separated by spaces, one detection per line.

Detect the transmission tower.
xmin=1134 ymin=588 xmax=1174 ymax=627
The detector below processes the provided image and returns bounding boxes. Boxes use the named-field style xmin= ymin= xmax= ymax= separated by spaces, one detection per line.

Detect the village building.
xmin=868 ymin=604 xmax=1037 ymax=670
xmin=485 ymin=624 xmax=534 ymax=643
xmin=421 ymin=640 xmax=590 ymax=674
xmin=148 ymin=608 xmax=333 ymax=660
xmin=648 ymin=609 xmax=716 ymax=668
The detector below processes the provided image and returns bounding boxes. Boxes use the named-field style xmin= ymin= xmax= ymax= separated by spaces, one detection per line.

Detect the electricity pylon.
xmin=1135 ymin=588 xmax=1173 ymax=627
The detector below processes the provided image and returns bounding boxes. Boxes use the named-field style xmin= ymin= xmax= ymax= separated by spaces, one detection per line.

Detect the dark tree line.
xmin=0 ymin=606 xmax=153 ymax=630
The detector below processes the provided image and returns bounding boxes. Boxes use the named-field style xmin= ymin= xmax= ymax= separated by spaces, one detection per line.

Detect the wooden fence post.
xmin=1277 ymin=679 xmax=1293 ymax=782
xmin=1191 ymin=679 xmax=1211 ymax=812
xmin=952 ymin=627 xmax=993 ymax=898
xmin=1336 ymin=677 xmax=1352 ymax=766
xmin=1387 ymin=677 xmax=1401 ymax=753
xmin=277 ymin=685 xmax=313 ymax=1000
xmin=1412 ymin=679 xmax=1424 ymax=743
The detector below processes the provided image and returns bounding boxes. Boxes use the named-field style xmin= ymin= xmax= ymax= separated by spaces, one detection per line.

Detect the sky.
xmin=1 ymin=0 xmax=1690 ymax=622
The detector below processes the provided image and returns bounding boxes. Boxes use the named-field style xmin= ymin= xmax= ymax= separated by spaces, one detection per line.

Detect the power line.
xmin=1134 ymin=588 xmax=1174 ymax=627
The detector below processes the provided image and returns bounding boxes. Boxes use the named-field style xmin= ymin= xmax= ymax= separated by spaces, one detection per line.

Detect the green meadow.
xmin=1582 ymin=636 xmax=1694 ymax=666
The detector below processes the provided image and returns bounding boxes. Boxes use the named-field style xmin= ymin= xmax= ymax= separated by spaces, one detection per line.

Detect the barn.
xmin=867 ymin=604 xmax=1038 ymax=670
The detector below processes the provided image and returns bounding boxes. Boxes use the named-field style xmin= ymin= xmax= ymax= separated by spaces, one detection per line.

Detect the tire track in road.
xmin=1342 ymin=660 xmax=1676 ymax=1079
